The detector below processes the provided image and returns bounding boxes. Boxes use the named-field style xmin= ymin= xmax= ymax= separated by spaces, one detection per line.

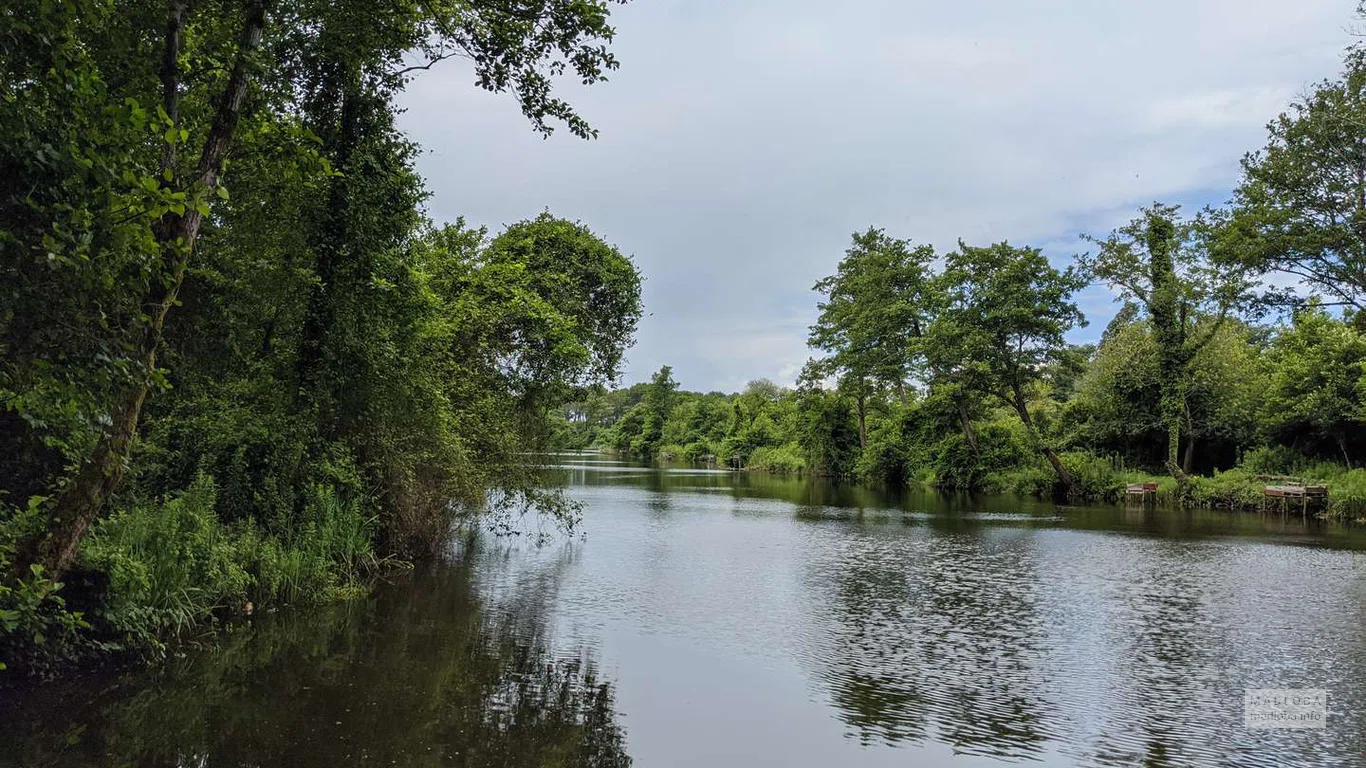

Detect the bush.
xmin=1061 ymin=451 xmax=1119 ymax=498
xmin=1320 ymin=469 xmax=1366 ymax=519
xmin=746 ymin=444 xmax=806 ymax=474
xmin=934 ymin=423 xmax=1032 ymax=490
xmin=0 ymin=564 xmax=92 ymax=676
xmin=1240 ymin=445 xmax=1315 ymax=475
xmin=81 ymin=475 xmax=378 ymax=651
xmin=653 ymin=444 xmax=687 ymax=464
xmin=682 ymin=441 xmax=717 ymax=463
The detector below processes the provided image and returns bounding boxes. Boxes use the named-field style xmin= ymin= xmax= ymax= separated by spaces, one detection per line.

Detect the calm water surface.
xmin=4 ymin=454 xmax=1366 ymax=767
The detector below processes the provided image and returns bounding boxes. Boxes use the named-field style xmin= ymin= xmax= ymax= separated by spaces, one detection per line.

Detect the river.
xmin=3 ymin=454 xmax=1365 ymax=767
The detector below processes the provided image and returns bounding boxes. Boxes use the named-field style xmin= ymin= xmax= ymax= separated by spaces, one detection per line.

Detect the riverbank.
xmin=8 ymin=455 xmax=1364 ymax=767
xmin=0 ymin=477 xmax=398 ymax=680
xmin=639 ymin=447 xmax=1366 ymax=522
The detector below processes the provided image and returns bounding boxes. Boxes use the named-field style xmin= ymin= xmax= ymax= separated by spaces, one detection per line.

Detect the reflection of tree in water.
xmin=813 ymin=529 xmax=1056 ymax=760
xmin=1077 ymin=541 xmax=1247 ymax=768
xmin=1 ymin=556 xmax=630 ymax=768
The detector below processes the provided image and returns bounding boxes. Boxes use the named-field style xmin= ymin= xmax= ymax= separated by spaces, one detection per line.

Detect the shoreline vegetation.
xmin=2 ymin=3 xmax=643 ymax=678
xmin=4 ymin=0 xmax=1366 ymax=687
xmin=642 ymin=450 xmax=1366 ymax=521
xmin=554 ymin=38 xmax=1366 ymax=527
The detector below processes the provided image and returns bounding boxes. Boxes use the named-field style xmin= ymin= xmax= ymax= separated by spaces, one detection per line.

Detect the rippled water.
xmin=4 ymin=455 xmax=1366 ymax=767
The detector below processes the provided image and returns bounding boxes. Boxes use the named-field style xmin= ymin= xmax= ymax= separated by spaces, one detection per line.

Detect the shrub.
xmin=83 ymin=474 xmax=252 ymax=642
xmin=653 ymin=444 xmax=687 ymax=464
xmin=746 ymin=445 xmax=806 ymax=474
xmin=1060 ymin=451 xmax=1119 ymax=499
xmin=0 ymin=564 xmax=92 ymax=676
xmin=1240 ymin=445 xmax=1315 ymax=475
xmin=935 ymin=423 xmax=1032 ymax=490
xmin=81 ymin=476 xmax=378 ymax=650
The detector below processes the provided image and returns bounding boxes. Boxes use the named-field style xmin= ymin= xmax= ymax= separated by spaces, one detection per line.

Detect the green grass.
xmin=1112 ymin=464 xmax=1366 ymax=520
xmin=79 ymin=475 xmax=383 ymax=654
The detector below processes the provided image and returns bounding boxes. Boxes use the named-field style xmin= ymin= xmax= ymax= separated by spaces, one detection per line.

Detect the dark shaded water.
xmin=4 ymin=455 xmax=1366 ymax=767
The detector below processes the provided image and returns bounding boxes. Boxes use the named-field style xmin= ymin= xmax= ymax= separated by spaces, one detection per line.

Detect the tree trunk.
xmin=855 ymin=391 xmax=867 ymax=451
xmin=1008 ymin=385 xmax=1075 ymax=496
xmin=1181 ymin=400 xmax=1197 ymax=475
xmin=1338 ymin=433 xmax=1353 ymax=469
xmin=956 ymin=396 xmax=980 ymax=458
xmin=1162 ymin=392 xmax=1187 ymax=484
xmin=11 ymin=1 xmax=268 ymax=582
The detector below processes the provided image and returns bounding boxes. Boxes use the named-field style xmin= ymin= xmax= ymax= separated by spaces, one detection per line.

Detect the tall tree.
xmin=1079 ymin=204 xmax=1251 ymax=482
xmin=1260 ymin=305 xmax=1366 ymax=466
xmin=6 ymin=0 xmax=633 ymax=578
xmin=636 ymin=366 xmax=678 ymax=461
xmin=809 ymin=228 xmax=936 ymax=449
xmin=1225 ymin=46 xmax=1366 ymax=308
xmin=926 ymin=242 xmax=1087 ymax=495
xmin=1065 ymin=314 xmax=1261 ymax=473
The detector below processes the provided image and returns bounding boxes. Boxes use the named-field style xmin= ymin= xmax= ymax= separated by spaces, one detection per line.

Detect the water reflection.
xmin=0 ymin=553 xmax=629 ymax=768
xmin=813 ymin=530 xmax=1055 ymax=758
xmin=559 ymin=456 xmax=1366 ymax=766
xmin=5 ymin=456 xmax=1366 ymax=768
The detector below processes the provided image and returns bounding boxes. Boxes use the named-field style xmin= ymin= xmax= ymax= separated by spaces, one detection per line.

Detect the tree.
xmin=1260 ymin=305 xmax=1366 ymax=466
xmin=1079 ymin=204 xmax=1252 ymax=482
xmin=635 ymin=366 xmax=678 ymax=461
xmin=5 ymin=0 xmax=633 ymax=579
xmin=926 ymin=242 xmax=1087 ymax=495
xmin=797 ymin=387 xmax=861 ymax=478
xmin=1065 ymin=314 xmax=1261 ymax=473
xmin=1226 ymin=46 xmax=1366 ymax=308
xmin=809 ymin=228 xmax=937 ymax=449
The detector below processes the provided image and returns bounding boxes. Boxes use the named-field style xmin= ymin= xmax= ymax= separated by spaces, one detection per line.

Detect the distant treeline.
xmin=559 ymin=42 xmax=1366 ymax=517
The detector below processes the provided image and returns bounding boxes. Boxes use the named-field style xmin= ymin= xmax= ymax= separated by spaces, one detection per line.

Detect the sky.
xmin=396 ymin=0 xmax=1360 ymax=393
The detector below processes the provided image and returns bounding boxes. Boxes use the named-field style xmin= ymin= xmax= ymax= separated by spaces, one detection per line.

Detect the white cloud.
xmin=397 ymin=0 xmax=1359 ymax=391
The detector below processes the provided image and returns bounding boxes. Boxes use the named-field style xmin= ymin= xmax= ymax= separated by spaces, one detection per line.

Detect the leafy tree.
xmin=1260 ymin=306 xmax=1366 ymax=465
xmin=1226 ymin=46 xmax=1366 ymax=308
xmin=926 ymin=242 xmax=1087 ymax=494
xmin=3 ymin=0 xmax=633 ymax=579
xmin=634 ymin=366 xmax=678 ymax=461
xmin=1079 ymin=204 xmax=1251 ymax=482
xmin=809 ymin=228 xmax=937 ymax=449
xmin=797 ymin=388 xmax=861 ymax=478
xmin=1065 ymin=314 xmax=1261 ymax=473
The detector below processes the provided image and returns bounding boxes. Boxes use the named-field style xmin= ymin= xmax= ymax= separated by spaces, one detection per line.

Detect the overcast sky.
xmin=397 ymin=0 xmax=1358 ymax=393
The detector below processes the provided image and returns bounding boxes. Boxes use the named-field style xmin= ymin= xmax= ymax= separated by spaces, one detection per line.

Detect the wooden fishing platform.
xmin=1125 ymin=482 xmax=1159 ymax=501
xmin=1259 ymin=475 xmax=1329 ymax=515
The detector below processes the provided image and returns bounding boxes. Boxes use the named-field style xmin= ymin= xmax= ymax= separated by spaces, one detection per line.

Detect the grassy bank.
xmin=1 ymin=476 xmax=391 ymax=678
xmin=1112 ymin=467 xmax=1366 ymax=520
xmin=645 ymin=444 xmax=1366 ymax=521
xmin=950 ymin=447 xmax=1366 ymax=521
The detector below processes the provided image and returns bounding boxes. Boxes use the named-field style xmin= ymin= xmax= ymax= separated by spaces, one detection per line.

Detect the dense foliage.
xmin=1 ymin=0 xmax=640 ymax=675
xmin=583 ymin=40 xmax=1366 ymax=520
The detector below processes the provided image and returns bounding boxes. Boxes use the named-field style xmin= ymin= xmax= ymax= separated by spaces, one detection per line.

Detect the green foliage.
xmin=1080 ymin=204 xmax=1254 ymax=475
xmin=746 ymin=445 xmax=807 ymax=475
xmin=926 ymin=240 xmax=1087 ymax=491
xmin=1065 ymin=312 xmax=1262 ymax=472
xmin=1259 ymin=305 xmax=1366 ymax=462
xmin=808 ymin=228 xmax=938 ymax=446
xmin=653 ymin=444 xmax=688 ymax=463
xmin=1227 ymin=45 xmax=1366 ymax=307
xmin=0 ymin=0 xmax=641 ymax=672
xmin=80 ymin=476 xmax=378 ymax=651
xmin=0 ymin=564 xmax=92 ymax=677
